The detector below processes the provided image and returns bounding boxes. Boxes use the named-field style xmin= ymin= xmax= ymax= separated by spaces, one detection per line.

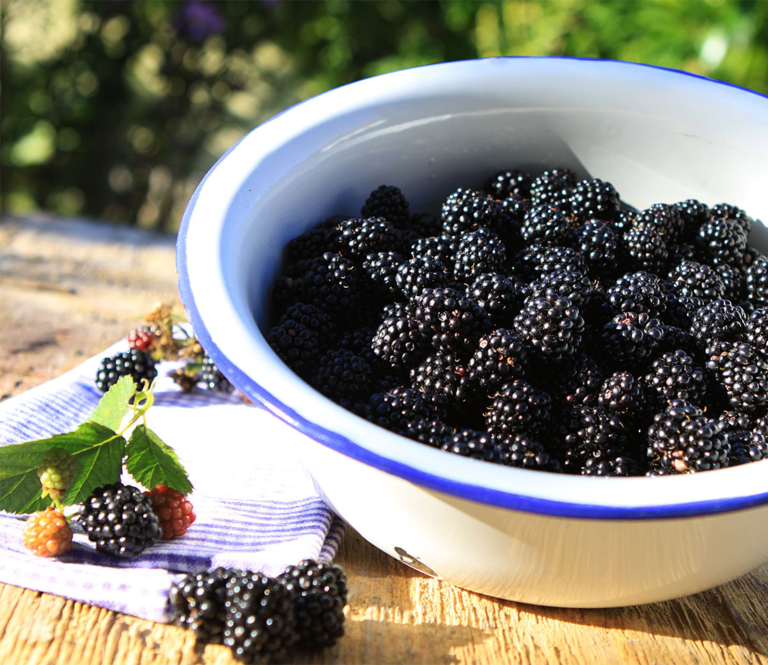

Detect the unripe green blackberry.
xmin=37 ymin=448 xmax=76 ymax=499
xmin=95 ymin=349 xmax=157 ymax=393
xmin=80 ymin=483 xmax=161 ymax=558
xmin=278 ymin=559 xmax=347 ymax=651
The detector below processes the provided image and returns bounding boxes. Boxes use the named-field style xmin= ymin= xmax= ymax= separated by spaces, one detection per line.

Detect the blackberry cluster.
xmin=266 ymin=175 xmax=768 ymax=477
xmin=96 ymin=349 xmax=157 ymax=392
xmin=170 ymin=560 xmax=347 ymax=662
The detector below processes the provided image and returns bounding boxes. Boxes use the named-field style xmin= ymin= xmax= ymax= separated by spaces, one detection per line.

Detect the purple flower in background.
xmin=174 ymin=1 xmax=226 ymax=43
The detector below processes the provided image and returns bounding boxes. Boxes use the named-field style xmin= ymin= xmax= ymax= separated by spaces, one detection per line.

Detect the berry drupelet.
xmin=278 ymin=559 xmax=347 ymax=651
xmin=96 ymin=349 xmax=157 ymax=392
xmin=80 ymin=483 xmax=161 ymax=558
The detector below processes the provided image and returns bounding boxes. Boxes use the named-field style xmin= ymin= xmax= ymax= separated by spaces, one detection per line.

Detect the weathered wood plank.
xmin=1 ymin=214 xmax=767 ymax=664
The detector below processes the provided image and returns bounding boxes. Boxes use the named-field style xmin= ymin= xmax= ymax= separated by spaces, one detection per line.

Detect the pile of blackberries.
xmin=265 ymin=173 xmax=768 ymax=476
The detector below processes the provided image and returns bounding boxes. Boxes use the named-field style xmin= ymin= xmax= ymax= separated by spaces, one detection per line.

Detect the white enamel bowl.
xmin=177 ymin=58 xmax=768 ymax=608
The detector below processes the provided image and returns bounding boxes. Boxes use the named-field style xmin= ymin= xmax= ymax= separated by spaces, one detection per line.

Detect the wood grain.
xmin=1 ymin=214 xmax=767 ymax=664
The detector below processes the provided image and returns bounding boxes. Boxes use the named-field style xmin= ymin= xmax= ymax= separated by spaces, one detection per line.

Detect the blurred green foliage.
xmin=3 ymin=0 xmax=768 ymax=232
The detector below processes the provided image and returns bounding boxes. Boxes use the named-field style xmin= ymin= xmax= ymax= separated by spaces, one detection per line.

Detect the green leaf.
xmin=88 ymin=376 xmax=137 ymax=430
xmin=0 ymin=422 xmax=124 ymax=513
xmin=125 ymin=425 xmax=193 ymax=495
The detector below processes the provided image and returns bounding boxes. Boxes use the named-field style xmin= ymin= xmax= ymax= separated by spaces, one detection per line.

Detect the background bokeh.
xmin=3 ymin=0 xmax=768 ymax=233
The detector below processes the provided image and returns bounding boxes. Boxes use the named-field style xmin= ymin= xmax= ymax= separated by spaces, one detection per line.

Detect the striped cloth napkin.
xmin=0 ymin=342 xmax=345 ymax=623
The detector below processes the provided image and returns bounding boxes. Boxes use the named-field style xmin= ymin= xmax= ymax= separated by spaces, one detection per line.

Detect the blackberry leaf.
xmin=88 ymin=376 xmax=137 ymax=430
xmin=125 ymin=425 xmax=193 ymax=495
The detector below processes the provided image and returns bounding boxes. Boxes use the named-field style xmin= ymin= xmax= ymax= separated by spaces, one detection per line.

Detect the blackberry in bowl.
xmin=178 ymin=58 xmax=768 ymax=609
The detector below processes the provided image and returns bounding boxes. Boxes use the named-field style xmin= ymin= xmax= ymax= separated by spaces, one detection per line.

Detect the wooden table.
xmin=2 ymin=214 xmax=768 ymax=665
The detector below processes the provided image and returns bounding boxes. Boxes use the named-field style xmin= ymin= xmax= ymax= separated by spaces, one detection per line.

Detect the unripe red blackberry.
xmin=145 ymin=484 xmax=196 ymax=539
xmin=22 ymin=508 xmax=73 ymax=558
xmin=127 ymin=326 xmax=158 ymax=353
xmin=278 ymin=559 xmax=348 ymax=651
xmin=37 ymin=447 xmax=76 ymax=499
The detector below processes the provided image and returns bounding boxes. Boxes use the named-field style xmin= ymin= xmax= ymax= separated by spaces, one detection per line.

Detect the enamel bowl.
xmin=177 ymin=57 xmax=768 ymax=608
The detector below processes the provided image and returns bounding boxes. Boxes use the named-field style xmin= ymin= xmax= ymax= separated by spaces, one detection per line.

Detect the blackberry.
xmin=278 ymin=560 xmax=347 ymax=651
xmin=311 ymin=349 xmax=371 ymax=400
xmin=399 ymin=416 xmax=457 ymax=448
xmin=127 ymin=326 xmax=157 ymax=353
xmin=414 ymin=287 xmax=491 ymax=354
xmin=554 ymin=352 xmax=606 ymax=408
xmin=336 ymin=217 xmax=403 ymax=259
xmin=223 ymin=572 xmax=297 ymax=664
xmin=670 ymin=260 xmax=726 ymax=303
xmin=674 ymin=199 xmax=710 ymax=241
xmin=513 ymin=292 xmax=584 ymax=358
xmin=560 ymin=405 xmax=630 ymax=474
xmin=465 ymin=329 xmax=528 ymax=393
xmin=746 ymin=255 xmax=768 ymax=306
xmin=569 ymin=178 xmax=621 ymax=223
xmin=624 ymin=223 xmax=669 ymax=273
xmin=573 ymin=220 xmax=619 ymax=276
xmin=201 ymin=355 xmax=235 ymax=393
xmin=600 ymin=311 xmax=665 ymax=367
xmin=95 ymin=349 xmax=157 ymax=393
xmin=512 ymin=244 xmax=586 ymax=280
xmin=299 ymin=252 xmax=361 ymax=315
xmin=746 ymin=307 xmax=768 ymax=348
xmin=146 ymin=484 xmax=196 ymax=539
xmin=711 ymin=202 xmax=753 ymax=238
xmin=406 ymin=211 xmax=441 ymax=238
xmin=667 ymin=242 xmax=698 ymax=273
xmin=22 ymin=508 xmax=73 ymax=558
xmin=395 ymin=255 xmax=452 ymax=300
xmin=485 ymin=169 xmax=532 ymax=200
xmin=712 ymin=262 xmax=745 ymax=302
xmin=634 ymin=203 xmax=683 ymax=242
xmin=361 ymin=185 xmax=410 ymax=227
xmin=530 ymin=167 xmax=576 ymax=207
xmin=647 ymin=399 xmax=729 ymax=474
xmin=410 ymin=235 xmax=457 ymax=266
xmin=644 ymin=349 xmax=707 ymax=408
xmin=528 ymin=269 xmax=596 ymax=309
xmin=484 ymin=379 xmax=552 ymax=437
xmin=278 ymin=302 xmax=336 ymax=343
xmin=689 ymin=299 xmax=747 ymax=344
xmin=170 ymin=567 xmax=238 ymax=643
xmin=371 ymin=316 xmax=429 ymax=368
xmin=729 ymin=429 xmax=768 ymax=465
xmin=695 ymin=218 xmax=748 ymax=267
xmin=362 ymin=251 xmax=404 ymax=299
xmin=453 ymin=227 xmax=507 ymax=284
xmin=520 ymin=205 xmax=570 ymax=246
xmin=441 ymin=429 xmax=502 ymax=463
xmin=605 ymin=271 xmax=668 ymax=317
xmin=706 ymin=340 xmax=768 ymax=414
xmin=597 ymin=371 xmax=645 ymax=422
xmin=493 ymin=433 xmax=559 ymax=470
xmin=366 ymin=386 xmax=445 ymax=433
xmin=610 ymin=208 xmax=637 ymax=235
xmin=283 ymin=226 xmax=339 ymax=267
xmin=440 ymin=189 xmax=491 ymax=239
xmin=664 ymin=293 xmax=705 ymax=329
xmin=466 ymin=273 xmax=528 ymax=326
xmin=80 ymin=483 xmax=161 ymax=558
xmin=410 ymin=351 xmax=472 ymax=406
xmin=582 ymin=455 xmax=642 ymax=477
xmin=37 ymin=448 xmax=76 ymax=500
xmin=266 ymin=320 xmax=320 ymax=376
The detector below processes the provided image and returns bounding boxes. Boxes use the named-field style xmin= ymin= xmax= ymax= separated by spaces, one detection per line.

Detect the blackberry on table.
xmin=746 ymin=255 xmax=768 ymax=306
xmin=224 ymin=572 xmax=297 ymax=664
xmin=146 ymin=484 xmax=196 ymax=539
xmin=170 ymin=567 xmax=239 ymax=643
xmin=644 ymin=349 xmax=707 ymax=408
xmin=484 ymin=379 xmax=552 ymax=437
xmin=670 ymin=259 xmax=726 ymax=303
xmin=485 ymin=169 xmax=532 ymax=200
xmin=371 ymin=316 xmax=429 ymax=368
xmin=361 ymin=185 xmax=410 ymax=227
xmin=689 ymin=299 xmax=748 ymax=345
xmin=520 ymin=205 xmax=571 ymax=246
xmin=465 ymin=328 xmax=528 ymax=393
xmin=514 ymin=292 xmax=584 ymax=358
xmin=96 ymin=349 xmax=157 ymax=392
xmin=647 ymin=399 xmax=729 ymax=474
xmin=452 ymin=227 xmax=507 ymax=284
xmin=127 ymin=326 xmax=158 ymax=353
xmin=278 ymin=559 xmax=347 ymax=651
xmin=22 ymin=508 xmax=73 ymax=558
xmin=569 ymin=178 xmax=621 ymax=223
xmin=201 ymin=355 xmax=235 ymax=393
xmin=466 ymin=273 xmax=528 ymax=325
xmin=395 ymin=255 xmax=452 ymax=300
xmin=80 ymin=483 xmax=161 ymax=558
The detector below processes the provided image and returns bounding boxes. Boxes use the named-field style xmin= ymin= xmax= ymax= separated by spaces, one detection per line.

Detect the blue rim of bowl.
xmin=177 ymin=56 xmax=768 ymax=521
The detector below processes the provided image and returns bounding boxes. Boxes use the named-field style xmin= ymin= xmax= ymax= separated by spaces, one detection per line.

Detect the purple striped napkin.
xmin=0 ymin=342 xmax=345 ymax=623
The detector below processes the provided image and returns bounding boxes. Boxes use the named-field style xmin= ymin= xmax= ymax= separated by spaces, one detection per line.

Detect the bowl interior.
xmin=180 ymin=58 xmax=768 ymax=516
